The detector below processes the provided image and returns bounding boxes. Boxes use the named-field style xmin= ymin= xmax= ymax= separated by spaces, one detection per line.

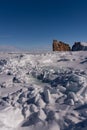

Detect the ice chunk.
xmin=69 ymin=92 xmax=78 ymax=102
xmin=30 ymin=104 xmax=38 ymax=113
xmin=38 ymin=109 xmax=46 ymax=121
xmin=0 ymin=107 xmax=23 ymax=128
xmin=44 ymin=88 xmax=53 ymax=104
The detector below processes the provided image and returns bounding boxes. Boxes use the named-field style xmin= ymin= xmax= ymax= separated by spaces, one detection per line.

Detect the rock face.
xmin=72 ymin=42 xmax=87 ymax=51
xmin=53 ymin=40 xmax=71 ymax=51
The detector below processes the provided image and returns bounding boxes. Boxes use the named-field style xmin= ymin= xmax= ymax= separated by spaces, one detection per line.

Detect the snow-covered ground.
xmin=0 ymin=51 xmax=87 ymax=130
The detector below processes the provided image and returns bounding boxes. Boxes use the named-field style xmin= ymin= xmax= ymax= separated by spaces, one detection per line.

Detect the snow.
xmin=0 ymin=51 xmax=87 ymax=130
xmin=81 ymin=42 xmax=87 ymax=46
xmin=0 ymin=107 xmax=23 ymax=129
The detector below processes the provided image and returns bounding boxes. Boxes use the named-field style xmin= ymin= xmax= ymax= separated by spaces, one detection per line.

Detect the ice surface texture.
xmin=0 ymin=51 xmax=87 ymax=130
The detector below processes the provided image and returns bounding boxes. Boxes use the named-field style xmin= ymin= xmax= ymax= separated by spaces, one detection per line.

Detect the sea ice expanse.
xmin=0 ymin=51 xmax=87 ymax=130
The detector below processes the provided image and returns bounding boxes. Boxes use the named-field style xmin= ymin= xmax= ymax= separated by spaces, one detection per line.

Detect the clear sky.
xmin=0 ymin=0 xmax=87 ymax=51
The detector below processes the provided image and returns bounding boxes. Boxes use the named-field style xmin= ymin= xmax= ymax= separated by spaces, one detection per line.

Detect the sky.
xmin=0 ymin=0 xmax=87 ymax=51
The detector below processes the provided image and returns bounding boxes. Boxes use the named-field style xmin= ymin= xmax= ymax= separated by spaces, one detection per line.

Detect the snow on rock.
xmin=72 ymin=42 xmax=87 ymax=51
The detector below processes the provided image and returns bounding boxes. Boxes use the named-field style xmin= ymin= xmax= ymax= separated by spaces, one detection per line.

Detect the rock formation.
xmin=72 ymin=42 xmax=87 ymax=51
xmin=53 ymin=40 xmax=71 ymax=51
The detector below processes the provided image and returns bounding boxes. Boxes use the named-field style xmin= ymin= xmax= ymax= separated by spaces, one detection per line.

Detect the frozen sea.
xmin=0 ymin=51 xmax=87 ymax=130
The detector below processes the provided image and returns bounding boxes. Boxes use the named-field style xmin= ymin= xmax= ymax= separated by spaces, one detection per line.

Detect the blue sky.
xmin=0 ymin=0 xmax=87 ymax=50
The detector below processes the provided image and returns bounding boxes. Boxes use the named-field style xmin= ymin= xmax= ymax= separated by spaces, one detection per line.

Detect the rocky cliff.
xmin=53 ymin=40 xmax=71 ymax=51
xmin=72 ymin=42 xmax=87 ymax=51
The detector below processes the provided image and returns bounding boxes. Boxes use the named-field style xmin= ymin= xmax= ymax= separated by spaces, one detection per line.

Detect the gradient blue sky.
xmin=0 ymin=0 xmax=87 ymax=50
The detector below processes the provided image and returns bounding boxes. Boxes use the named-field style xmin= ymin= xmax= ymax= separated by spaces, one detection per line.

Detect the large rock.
xmin=53 ymin=40 xmax=71 ymax=51
xmin=72 ymin=42 xmax=87 ymax=51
